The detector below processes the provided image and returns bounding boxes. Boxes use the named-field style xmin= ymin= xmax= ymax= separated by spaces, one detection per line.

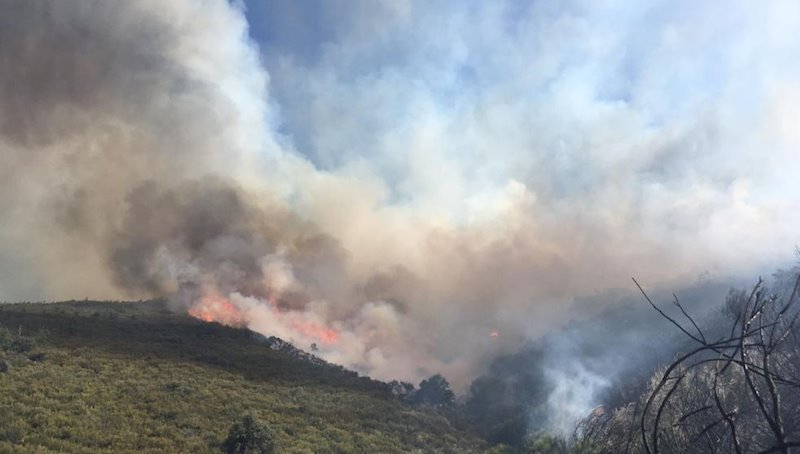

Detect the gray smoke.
xmin=0 ymin=0 xmax=270 ymax=299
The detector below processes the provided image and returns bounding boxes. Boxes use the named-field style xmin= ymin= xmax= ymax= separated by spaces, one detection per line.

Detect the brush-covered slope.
xmin=0 ymin=300 xmax=486 ymax=453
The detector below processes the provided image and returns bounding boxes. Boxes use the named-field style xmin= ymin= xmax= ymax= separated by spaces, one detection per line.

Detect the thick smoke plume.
xmin=1 ymin=0 xmax=798 ymax=392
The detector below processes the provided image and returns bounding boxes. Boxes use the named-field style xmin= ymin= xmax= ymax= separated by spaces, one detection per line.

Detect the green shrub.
xmin=221 ymin=412 xmax=276 ymax=454
xmin=0 ymin=325 xmax=12 ymax=350
xmin=524 ymin=433 xmax=567 ymax=453
xmin=10 ymin=336 xmax=35 ymax=353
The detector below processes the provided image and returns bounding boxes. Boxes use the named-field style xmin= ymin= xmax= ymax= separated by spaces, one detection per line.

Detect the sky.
xmin=239 ymin=0 xmax=799 ymax=265
xmin=0 ymin=0 xmax=798 ymax=389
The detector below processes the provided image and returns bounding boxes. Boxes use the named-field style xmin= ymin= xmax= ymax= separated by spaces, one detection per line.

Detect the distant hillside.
xmin=0 ymin=300 xmax=488 ymax=453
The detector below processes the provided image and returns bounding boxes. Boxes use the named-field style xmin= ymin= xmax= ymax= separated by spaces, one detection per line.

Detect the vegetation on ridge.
xmin=0 ymin=300 xmax=487 ymax=453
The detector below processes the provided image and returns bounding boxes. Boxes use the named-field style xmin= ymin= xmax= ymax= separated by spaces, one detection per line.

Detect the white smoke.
xmin=546 ymin=362 xmax=610 ymax=436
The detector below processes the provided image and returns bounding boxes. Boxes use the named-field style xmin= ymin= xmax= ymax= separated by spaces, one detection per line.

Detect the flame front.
xmin=188 ymin=294 xmax=245 ymax=326
xmin=290 ymin=319 xmax=339 ymax=344
xmin=188 ymin=291 xmax=340 ymax=345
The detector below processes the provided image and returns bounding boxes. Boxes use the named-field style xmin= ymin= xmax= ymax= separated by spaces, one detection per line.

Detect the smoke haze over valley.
xmin=1 ymin=1 xmax=799 ymax=433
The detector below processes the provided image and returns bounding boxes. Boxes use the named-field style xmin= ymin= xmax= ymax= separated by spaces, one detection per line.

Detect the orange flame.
xmin=188 ymin=294 xmax=245 ymax=327
xmin=189 ymin=292 xmax=340 ymax=345
xmin=290 ymin=319 xmax=339 ymax=344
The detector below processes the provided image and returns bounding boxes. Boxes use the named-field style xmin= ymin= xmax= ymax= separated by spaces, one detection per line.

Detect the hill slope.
xmin=0 ymin=300 xmax=486 ymax=453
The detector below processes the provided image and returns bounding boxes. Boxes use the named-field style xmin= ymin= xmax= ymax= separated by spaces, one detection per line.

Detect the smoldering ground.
xmin=1 ymin=0 xmax=798 ymax=412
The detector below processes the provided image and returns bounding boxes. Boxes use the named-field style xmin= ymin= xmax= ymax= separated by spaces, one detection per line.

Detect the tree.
xmin=571 ymin=270 xmax=800 ymax=454
xmin=222 ymin=412 xmax=276 ymax=454
xmin=631 ymin=273 xmax=800 ymax=454
xmin=387 ymin=380 xmax=415 ymax=401
xmin=462 ymin=344 xmax=552 ymax=449
xmin=413 ymin=374 xmax=456 ymax=408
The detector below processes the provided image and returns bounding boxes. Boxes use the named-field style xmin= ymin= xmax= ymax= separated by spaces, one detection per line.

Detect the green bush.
xmin=10 ymin=336 xmax=35 ymax=353
xmin=0 ymin=323 xmax=42 ymax=353
xmin=221 ymin=412 xmax=276 ymax=454
xmin=524 ymin=433 xmax=567 ymax=453
xmin=0 ymin=325 xmax=12 ymax=350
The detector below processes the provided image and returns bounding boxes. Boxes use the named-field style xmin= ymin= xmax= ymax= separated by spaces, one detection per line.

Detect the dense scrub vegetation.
xmin=0 ymin=300 xmax=487 ymax=453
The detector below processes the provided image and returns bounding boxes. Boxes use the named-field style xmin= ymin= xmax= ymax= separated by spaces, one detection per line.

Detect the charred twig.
xmin=673 ymin=293 xmax=706 ymax=343
xmin=633 ymin=278 xmax=705 ymax=345
xmin=676 ymin=405 xmax=712 ymax=425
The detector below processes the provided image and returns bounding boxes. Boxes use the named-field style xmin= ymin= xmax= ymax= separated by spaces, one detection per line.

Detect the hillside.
xmin=0 ymin=300 xmax=487 ymax=453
